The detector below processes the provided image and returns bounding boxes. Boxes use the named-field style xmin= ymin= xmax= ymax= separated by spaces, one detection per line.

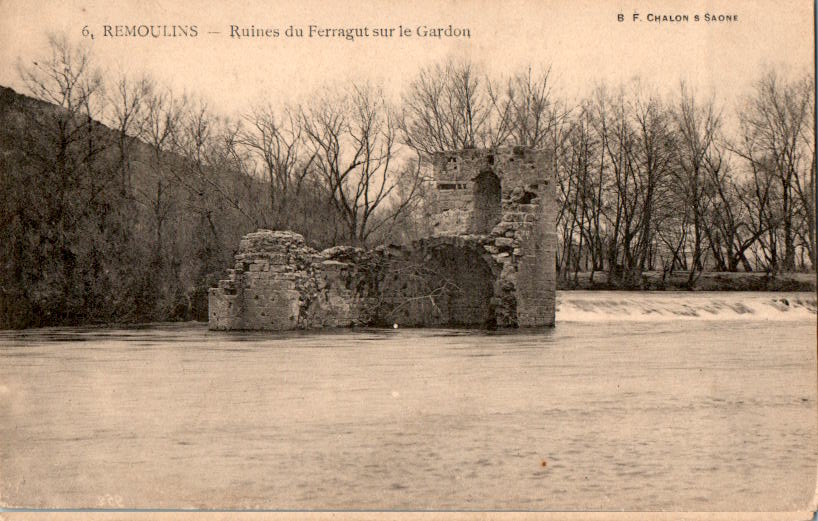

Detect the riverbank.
xmin=1 ymin=290 xmax=815 ymax=332
xmin=1 ymin=273 xmax=814 ymax=330
xmin=557 ymin=271 xmax=816 ymax=292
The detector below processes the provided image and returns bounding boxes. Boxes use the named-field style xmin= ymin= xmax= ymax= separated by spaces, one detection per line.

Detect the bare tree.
xmin=15 ymin=33 xmax=109 ymax=319
xmin=595 ymin=86 xmax=640 ymax=283
xmin=133 ymin=84 xmax=186 ymax=269
xmin=489 ymin=65 xmax=562 ymax=148
xmin=633 ymin=88 xmax=675 ymax=273
xmin=732 ymin=70 xmax=815 ymax=271
xmin=670 ymin=82 xmax=721 ymax=284
xmin=708 ymin=156 xmax=770 ymax=272
xmin=107 ymin=73 xmax=152 ymax=193
xmin=304 ymin=84 xmax=420 ymax=246
xmin=399 ymin=58 xmax=493 ymax=158
xmin=238 ymin=104 xmax=315 ymax=229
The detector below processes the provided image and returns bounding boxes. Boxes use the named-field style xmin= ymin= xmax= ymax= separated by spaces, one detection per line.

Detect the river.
xmin=0 ymin=291 xmax=815 ymax=511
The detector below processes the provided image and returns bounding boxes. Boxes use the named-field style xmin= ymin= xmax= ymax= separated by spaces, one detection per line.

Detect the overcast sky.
xmin=0 ymin=0 xmax=813 ymax=116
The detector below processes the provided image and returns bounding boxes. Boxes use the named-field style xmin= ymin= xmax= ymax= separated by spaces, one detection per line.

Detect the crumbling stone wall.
xmin=208 ymin=231 xmax=381 ymax=330
xmin=208 ymin=232 xmax=505 ymax=329
xmin=377 ymin=236 xmax=502 ymax=327
xmin=209 ymin=146 xmax=556 ymax=330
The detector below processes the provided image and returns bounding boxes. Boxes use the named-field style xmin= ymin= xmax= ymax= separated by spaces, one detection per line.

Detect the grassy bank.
xmin=557 ymin=271 xmax=816 ymax=292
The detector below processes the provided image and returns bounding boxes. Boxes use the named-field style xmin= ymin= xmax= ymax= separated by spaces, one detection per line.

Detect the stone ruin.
xmin=208 ymin=146 xmax=556 ymax=330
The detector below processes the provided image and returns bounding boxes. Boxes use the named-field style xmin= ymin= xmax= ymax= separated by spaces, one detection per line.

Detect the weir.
xmin=557 ymin=291 xmax=817 ymax=322
xmin=208 ymin=147 xmax=557 ymax=330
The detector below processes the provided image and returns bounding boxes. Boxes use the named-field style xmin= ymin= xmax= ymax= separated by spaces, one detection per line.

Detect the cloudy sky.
xmin=0 ymin=0 xmax=813 ymax=115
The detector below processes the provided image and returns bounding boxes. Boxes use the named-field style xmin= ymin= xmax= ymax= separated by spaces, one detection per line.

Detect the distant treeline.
xmin=0 ymin=34 xmax=814 ymax=328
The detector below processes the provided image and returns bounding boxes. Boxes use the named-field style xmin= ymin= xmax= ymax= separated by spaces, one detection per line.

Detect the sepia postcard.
xmin=0 ymin=0 xmax=815 ymax=520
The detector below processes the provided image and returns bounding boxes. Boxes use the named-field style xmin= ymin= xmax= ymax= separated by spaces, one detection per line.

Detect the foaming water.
xmin=558 ymin=291 xmax=816 ymax=321
xmin=0 ymin=292 xmax=815 ymax=511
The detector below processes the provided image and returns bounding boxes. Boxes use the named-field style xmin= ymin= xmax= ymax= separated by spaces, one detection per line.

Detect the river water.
xmin=0 ymin=291 xmax=816 ymax=511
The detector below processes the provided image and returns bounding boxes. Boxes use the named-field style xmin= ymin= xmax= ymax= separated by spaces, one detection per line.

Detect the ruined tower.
xmin=429 ymin=147 xmax=556 ymax=326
